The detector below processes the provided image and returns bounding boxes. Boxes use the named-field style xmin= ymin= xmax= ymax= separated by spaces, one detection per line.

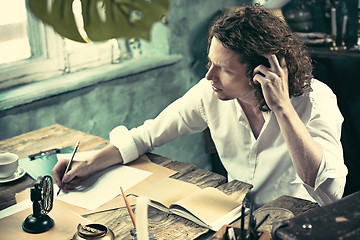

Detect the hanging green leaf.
xmin=28 ymin=0 xmax=170 ymax=43
xmin=28 ymin=0 xmax=86 ymax=42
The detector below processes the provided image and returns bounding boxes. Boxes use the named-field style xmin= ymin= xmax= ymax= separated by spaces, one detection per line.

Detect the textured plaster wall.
xmin=0 ymin=62 xmax=209 ymax=167
xmin=168 ymin=0 xmax=250 ymax=83
xmin=0 ymin=0 xmax=249 ymax=170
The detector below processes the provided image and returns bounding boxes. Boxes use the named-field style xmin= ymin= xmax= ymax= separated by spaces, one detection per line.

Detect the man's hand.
xmin=253 ymin=54 xmax=322 ymax=187
xmin=52 ymin=158 xmax=90 ymax=191
xmin=52 ymin=144 xmax=124 ymax=192
xmin=253 ymin=54 xmax=291 ymax=113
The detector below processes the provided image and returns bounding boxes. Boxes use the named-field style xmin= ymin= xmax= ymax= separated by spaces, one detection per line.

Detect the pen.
xmin=240 ymin=201 xmax=245 ymax=240
xmin=253 ymin=213 xmax=270 ymax=232
xmin=28 ymin=148 xmax=60 ymax=160
xmin=120 ymin=186 xmax=136 ymax=228
xmin=56 ymin=141 xmax=80 ymax=196
xmin=246 ymin=202 xmax=254 ymax=240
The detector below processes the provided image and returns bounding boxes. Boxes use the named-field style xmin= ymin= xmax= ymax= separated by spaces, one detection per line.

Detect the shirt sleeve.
xmin=295 ymin=155 xmax=347 ymax=206
xmin=109 ymin=125 xmax=139 ymax=164
xmin=302 ymin=80 xmax=348 ymax=205
xmin=109 ymin=79 xmax=209 ymax=164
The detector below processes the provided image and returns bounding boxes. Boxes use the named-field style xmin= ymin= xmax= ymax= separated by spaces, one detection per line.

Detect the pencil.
xmin=120 ymin=186 xmax=136 ymax=228
xmin=56 ymin=141 xmax=80 ymax=196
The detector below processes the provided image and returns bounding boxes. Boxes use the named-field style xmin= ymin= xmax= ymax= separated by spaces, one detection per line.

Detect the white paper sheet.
xmin=55 ymin=151 xmax=152 ymax=210
xmin=55 ymin=165 xmax=152 ymax=210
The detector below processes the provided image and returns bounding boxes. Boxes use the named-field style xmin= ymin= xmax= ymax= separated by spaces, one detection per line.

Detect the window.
xmin=0 ymin=0 xmax=30 ymax=65
xmin=0 ymin=0 xmax=147 ymax=90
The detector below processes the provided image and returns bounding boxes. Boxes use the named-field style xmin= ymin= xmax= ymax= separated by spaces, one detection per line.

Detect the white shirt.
xmin=110 ymin=78 xmax=348 ymax=207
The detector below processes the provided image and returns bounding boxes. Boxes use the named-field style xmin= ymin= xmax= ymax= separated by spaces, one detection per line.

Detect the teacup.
xmin=0 ymin=153 xmax=18 ymax=178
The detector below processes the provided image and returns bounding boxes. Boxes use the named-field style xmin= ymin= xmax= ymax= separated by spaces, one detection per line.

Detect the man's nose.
xmin=205 ymin=65 xmax=216 ymax=81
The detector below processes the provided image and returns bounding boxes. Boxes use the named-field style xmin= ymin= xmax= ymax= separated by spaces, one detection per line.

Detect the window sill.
xmin=0 ymin=54 xmax=182 ymax=111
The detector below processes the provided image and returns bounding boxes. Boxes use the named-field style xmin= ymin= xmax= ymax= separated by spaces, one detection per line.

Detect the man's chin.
xmin=215 ymin=93 xmax=233 ymax=101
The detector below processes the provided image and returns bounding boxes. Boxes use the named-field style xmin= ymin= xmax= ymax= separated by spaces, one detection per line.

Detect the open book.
xmin=129 ymin=178 xmax=250 ymax=231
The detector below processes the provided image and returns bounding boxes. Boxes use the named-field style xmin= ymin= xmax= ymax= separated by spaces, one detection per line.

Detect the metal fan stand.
xmin=22 ymin=176 xmax=55 ymax=234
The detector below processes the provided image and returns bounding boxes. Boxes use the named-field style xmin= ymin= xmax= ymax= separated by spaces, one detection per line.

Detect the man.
xmin=52 ymin=5 xmax=347 ymax=207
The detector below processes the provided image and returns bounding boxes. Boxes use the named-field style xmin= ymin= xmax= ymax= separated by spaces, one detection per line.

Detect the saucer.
xmin=253 ymin=207 xmax=294 ymax=232
xmin=0 ymin=166 xmax=26 ymax=183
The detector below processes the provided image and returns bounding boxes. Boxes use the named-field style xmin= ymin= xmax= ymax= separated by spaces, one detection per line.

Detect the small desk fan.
xmin=22 ymin=175 xmax=55 ymax=233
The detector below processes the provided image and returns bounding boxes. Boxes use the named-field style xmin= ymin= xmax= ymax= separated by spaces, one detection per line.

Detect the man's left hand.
xmin=253 ymin=54 xmax=291 ymax=113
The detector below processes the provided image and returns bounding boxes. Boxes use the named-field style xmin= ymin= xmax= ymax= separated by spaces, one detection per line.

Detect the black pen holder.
xmin=210 ymin=225 xmax=271 ymax=240
xmin=72 ymin=223 xmax=115 ymax=240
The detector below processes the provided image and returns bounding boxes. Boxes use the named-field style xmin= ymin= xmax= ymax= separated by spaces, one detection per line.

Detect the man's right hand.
xmin=52 ymin=144 xmax=124 ymax=192
xmin=52 ymin=158 xmax=91 ymax=191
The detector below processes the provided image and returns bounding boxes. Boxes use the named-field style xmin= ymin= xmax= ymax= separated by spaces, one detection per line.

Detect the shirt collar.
xmin=234 ymin=99 xmax=244 ymax=120
xmin=233 ymin=99 xmax=272 ymax=122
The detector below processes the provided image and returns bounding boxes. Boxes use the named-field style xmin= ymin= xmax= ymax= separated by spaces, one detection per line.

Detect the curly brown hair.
xmin=208 ymin=4 xmax=313 ymax=112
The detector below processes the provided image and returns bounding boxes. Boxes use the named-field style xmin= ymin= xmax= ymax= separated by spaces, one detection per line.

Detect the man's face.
xmin=205 ymin=37 xmax=255 ymax=102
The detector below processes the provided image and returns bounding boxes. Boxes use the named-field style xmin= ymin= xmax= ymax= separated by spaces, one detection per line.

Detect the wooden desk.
xmin=0 ymin=124 xmax=318 ymax=239
xmin=0 ymin=124 xmax=109 ymax=211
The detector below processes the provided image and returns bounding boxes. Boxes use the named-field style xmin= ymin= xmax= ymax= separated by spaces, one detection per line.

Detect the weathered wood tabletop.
xmin=0 ymin=124 xmax=319 ymax=239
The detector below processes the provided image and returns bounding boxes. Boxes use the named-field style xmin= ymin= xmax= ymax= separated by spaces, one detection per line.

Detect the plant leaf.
xmin=28 ymin=0 xmax=170 ymax=43
xmin=28 ymin=0 xmax=86 ymax=43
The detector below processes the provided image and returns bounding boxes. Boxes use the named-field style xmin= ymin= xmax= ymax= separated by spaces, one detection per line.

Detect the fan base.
xmin=22 ymin=213 xmax=55 ymax=234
